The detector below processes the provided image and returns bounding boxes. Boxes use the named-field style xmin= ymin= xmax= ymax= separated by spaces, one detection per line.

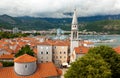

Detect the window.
xmin=41 ymin=52 xmax=43 ymax=54
xmin=60 ymin=56 xmax=62 ymax=58
xmin=60 ymin=52 xmax=62 ymax=54
xmin=46 ymin=47 xmax=48 ymax=49
xmin=53 ymin=52 xmax=55 ymax=54
xmin=64 ymin=52 xmax=66 ymax=54
xmin=64 ymin=56 xmax=66 ymax=58
xmin=41 ymin=47 xmax=43 ymax=49
xmin=46 ymin=52 xmax=48 ymax=54
xmin=54 ymin=46 xmax=56 ymax=49
xmin=25 ymin=65 xmax=27 ymax=68
xmin=74 ymin=25 xmax=76 ymax=28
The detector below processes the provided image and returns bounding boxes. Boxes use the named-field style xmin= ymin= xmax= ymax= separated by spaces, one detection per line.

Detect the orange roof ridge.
xmin=14 ymin=54 xmax=37 ymax=63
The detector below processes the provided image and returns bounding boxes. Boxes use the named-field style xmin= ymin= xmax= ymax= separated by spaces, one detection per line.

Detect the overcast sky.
xmin=0 ymin=0 xmax=120 ymax=18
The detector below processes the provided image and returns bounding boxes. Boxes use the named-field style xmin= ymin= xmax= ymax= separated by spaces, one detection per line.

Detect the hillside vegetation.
xmin=85 ymin=20 xmax=120 ymax=34
xmin=1 ymin=15 xmax=120 ymax=34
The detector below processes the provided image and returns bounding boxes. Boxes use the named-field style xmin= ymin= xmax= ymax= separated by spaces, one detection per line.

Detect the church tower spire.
xmin=71 ymin=9 xmax=78 ymax=40
xmin=70 ymin=9 xmax=79 ymax=55
xmin=72 ymin=9 xmax=78 ymax=26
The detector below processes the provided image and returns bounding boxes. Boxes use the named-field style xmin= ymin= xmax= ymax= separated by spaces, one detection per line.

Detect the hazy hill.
xmin=0 ymin=14 xmax=120 ymax=34
xmin=85 ymin=20 xmax=120 ymax=34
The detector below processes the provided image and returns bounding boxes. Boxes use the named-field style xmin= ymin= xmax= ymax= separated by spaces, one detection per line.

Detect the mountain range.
xmin=0 ymin=14 xmax=120 ymax=34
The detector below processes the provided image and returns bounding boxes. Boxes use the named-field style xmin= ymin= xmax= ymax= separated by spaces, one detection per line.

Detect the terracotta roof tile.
xmin=14 ymin=54 xmax=37 ymax=63
xmin=33 ymin=48 xmax=37 ymax=54
xmin=54 ymin=41 xmax=69 ymax=46
xmin=74 ymin=46 xmax=89 ymax=54
xmin=0 ymin=54 xmax=14 ymax=59
xmin=38 ymin=41 xmax=52 ymax=45
xmin=114 ymin=46 xmax=120 ymax=54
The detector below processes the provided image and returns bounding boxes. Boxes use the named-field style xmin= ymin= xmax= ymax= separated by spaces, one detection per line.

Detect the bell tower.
xmin=70 ymin=9 xmax=79 ymax=54
xmin=71 ymin=9 xmax=78 ymax=40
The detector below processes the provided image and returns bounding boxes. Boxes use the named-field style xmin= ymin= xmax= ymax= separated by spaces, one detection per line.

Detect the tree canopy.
xmin=64 ymin=53 xmax=111 ymax=78
xmin=15 ymin=45 xmax=34 ymax=57
xmin=88 ymin=46 xmax=120 ymax=78
xmin=65 ymin=45 xmax=120 ymax=78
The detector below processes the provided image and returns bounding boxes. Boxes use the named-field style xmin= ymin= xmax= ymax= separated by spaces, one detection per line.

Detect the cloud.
xmin=0 ymin=0 xmax=120 ymax=17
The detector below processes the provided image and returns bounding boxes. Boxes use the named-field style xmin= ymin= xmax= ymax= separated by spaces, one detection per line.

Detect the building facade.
xmin=53 ymin=41 xmax=69 ymax=66
xmin=37 ymin=42 xmax=52 ymax=63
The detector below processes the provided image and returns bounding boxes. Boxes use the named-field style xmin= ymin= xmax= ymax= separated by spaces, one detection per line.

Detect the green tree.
xmin=15 ymin=45 xmax=34 ymax=57
xmin=1 ymin=61 xmax=14 ymax=67
xmin=88 ymin=45 xmax=120 ymax=78
xmin=64 ymin=54 xmax=111 ymax=78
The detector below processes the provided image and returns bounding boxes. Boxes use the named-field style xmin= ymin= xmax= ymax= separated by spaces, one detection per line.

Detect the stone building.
xmin=37 ymin=41 xmax=53 ymax=63
xmin=0 ymin=54 xmax=62 ymax=78
xmin=53 ymin=41 xmax=69 ymax=66
xmin=14 ymin=54 xmax=37 ymax=76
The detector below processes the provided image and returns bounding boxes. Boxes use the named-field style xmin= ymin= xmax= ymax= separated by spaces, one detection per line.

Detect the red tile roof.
xmin=33 ymin=48 xmax=37 ymax=54
xmin=114 ymin=46 xmax=120 ymax=54
xmin=74 ymin=46 xmax=89 ymax=54
xmin=53 ymin=40 xmax=69 ymax=46
xmin=14 ymin=54 xmax=37 ymax=63
xmin=0 ymin=54 xmax=14 ymax=59
xmin=0 ymin=62 xmax=62 ymax=78
xmin=38 ymin=41 xmax=52 ymax=45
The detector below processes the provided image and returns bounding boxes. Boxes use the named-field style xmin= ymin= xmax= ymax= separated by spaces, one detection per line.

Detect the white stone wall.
xmin=70 ymin=50 xmax=76 ymax=63
xmin=14 ymin=62 xmax=37 ymax=76
xmin=70 ymin=40 xmax=79 ymax=54
xmin=37 ymin=45 xmax=52 ymax=63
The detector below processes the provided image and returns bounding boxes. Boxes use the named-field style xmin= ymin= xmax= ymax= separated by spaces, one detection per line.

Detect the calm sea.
xmin=80 ymin=35 xmax=120 ymax=48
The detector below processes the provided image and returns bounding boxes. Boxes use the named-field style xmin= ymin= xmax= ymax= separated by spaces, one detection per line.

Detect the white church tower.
xmin=70 ymin=9 xmax=79 ymax=54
